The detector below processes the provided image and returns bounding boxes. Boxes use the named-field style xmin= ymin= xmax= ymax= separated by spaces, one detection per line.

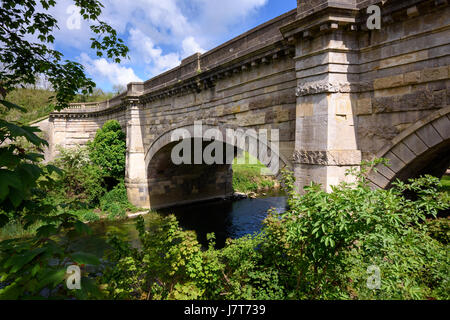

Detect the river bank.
xmin=71 ymin=189 xmax=288 ymax=256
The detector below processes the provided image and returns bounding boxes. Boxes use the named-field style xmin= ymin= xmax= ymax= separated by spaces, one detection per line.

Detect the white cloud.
xmin=45 ymin=0 xmax=269 ymax=87
xmin=128 ymin=28 xmax=182 ymax=76
xmin=182 ymin=37 xmax=206 ymax=58
xmin=97 ymin=0 xmax=194 ymax=46
xmin=189 ymin=0 xmax=268 ymax=36
xmin=49 ymin=0 xmax=267 ymax=53
xmin=80 ymin=53 xmax=142 ymax=87
xmin=41 ymin=0 xmax=94 ymax=51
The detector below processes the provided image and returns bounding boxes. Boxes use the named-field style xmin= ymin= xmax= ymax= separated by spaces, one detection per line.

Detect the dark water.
xmin=159 ymin=190 xmax=287 ymax=248
xmin=67 ymin=190 xmax=287 ymax=258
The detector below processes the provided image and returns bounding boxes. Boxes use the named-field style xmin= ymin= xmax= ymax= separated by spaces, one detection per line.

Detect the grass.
xmin=0 ymin=220 xmax=45 ymax=241
xmin=2 ymin=88 xmax=55 ymax=124
xmin=0 ymin=183 xmax=142 ymax=240
xmin=232 ymin=152 xmax=276 ymax=193
xmin=2 ymin=88 xmax=115 ymax=124
xmin=440 ymin=175 xmax=450 ymax=194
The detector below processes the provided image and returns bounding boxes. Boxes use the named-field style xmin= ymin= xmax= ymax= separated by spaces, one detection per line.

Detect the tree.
xmin=0 ymin=0 xmax=128 ymax=109
xmin=112 ymin=84 xmax=127 ymax=95
xmin=0 ymin=0 xmax=129 ymax=299
xmin=73 ymin=87 xmax=114 ymax=103
xmin=88 ymin=120 xmax=126 ymax=181
xmin=0 ymin=0 xmax=129 ymax=219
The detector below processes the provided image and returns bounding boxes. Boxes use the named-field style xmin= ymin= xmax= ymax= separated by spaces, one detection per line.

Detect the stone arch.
xmin=368 ymin=106 xmax=450 ymax=188
xmin=145 ymin=123 xmax=291 ymax=177
xmin=144 ymin=124 xmax=290 ymax=209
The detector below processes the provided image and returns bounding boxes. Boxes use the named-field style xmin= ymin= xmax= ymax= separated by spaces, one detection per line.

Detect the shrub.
xmin=88 ymin=120 xmax=126 ymax=180
xmin=83 ymin=211 xmax=100 ymax=223
xmin=440 ymin=176 xmax=450 ymax=194
xmin=53 ymin=146 xmax=105 ymax=205
xmin=100 ymin=181 xmax=136 ymax=220
xmin=105 ymin=203 xmax=126 ymax=220
xmin=54 ymin=145 xmax=90 ymax=170
xmin=101 ymin=215 xmax=206 ymax=299
xmin=101 ymin=160 xmax=450 ymax=300
xmin=426 ymin=218 xmax=450 ymax=245
xmin=100 ymin=181 xmax=129 ymax=209
xmin=269 ymin=166 xmax=450 ymax=300
xmin=72 ymin=209 xmax=100 ymax=223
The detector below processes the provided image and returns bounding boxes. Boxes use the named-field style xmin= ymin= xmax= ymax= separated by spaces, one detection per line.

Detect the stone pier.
xmin=40 ymin=0 xmax=449 ymax=209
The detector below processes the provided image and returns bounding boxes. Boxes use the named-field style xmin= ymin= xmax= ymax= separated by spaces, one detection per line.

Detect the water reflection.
xmin=160 ymin=191 xmax=287 ymax=248
xmin=68 ymin=191 xmax=288 ymax=257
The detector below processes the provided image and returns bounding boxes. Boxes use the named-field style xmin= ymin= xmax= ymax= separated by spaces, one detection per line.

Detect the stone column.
xmin=285 ymin=0 xmax=362 ymax=192
xmin=48 ymin=116 xmax=68 ymax=161
xmin=124 ymin=83 xmax=150 ymax=208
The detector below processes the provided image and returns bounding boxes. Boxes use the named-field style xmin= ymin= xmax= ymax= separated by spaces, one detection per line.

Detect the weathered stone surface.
xmin=42 ymin=0 xmax=449 ymax=207
xmin=372 ymin=89 xmax=446 ymax=113
xmin=403 ymin=133 xmax=428 ymax=156
xmin=416 ymin=123 xmax=443 ymax=148
xmin=432 ymin=115 xmax=450 ymax=139
xmin=373 ymin=75 xmax=404 ymax=90
xmin=391 ymin=142 xmax=416 ymax=165
xmin=422 ymin=66 xmax=449 ymax=82
xmin=404 ymin=71 xmax=421 ymax=85
xmin=377 ymin=164 xmax=396 ymax=181
xmin=293 ymin=150 xmax=361 ymax=166
xmin=368 ymin=170 xmax=391 ymax=188
xmin=297 ymin=103 xmax=314 ymax=117
xmin=384 ymin=151 xmax=405 ymax=173
xmin=356 ymin=98 xmax=372 ymax=115
xmin=296 ymin=81 xmax=351 ymax=96
xmin=379 ymin=50 xmax=428 ymax=69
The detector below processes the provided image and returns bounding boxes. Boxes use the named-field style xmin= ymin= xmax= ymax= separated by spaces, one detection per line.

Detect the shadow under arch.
xmin=144 ymin=123 xmax=290 ymax=209
xmin=368 ymin=107 xmax=450 ymax=189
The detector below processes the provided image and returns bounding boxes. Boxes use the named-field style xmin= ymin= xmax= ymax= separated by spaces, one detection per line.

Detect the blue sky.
xmin=47 ymin=0 xmax=296 ymax=92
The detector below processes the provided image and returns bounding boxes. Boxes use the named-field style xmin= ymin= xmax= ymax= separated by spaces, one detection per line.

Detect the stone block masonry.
xmin=44 ymin=0 xmax=449 ymax=209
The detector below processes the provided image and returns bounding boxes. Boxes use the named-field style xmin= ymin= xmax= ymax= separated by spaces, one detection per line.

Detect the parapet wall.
xmin=43 ymin=0 xmax=449 ymax=208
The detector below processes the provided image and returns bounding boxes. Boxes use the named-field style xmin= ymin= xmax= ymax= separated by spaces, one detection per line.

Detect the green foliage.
xmin=88 ymin=120 xmax=126 ymax=180
xmin=0 ymin=0 xmax=128 ymax=110
xmin=0 ymin=219 xmax=44 ymax=241
xmin=101 ymin=215 xmax=285 ymax=300
xmin=440 ymin=176 xmax=450 ymax=194
xmin=0 ymin=232 xmax=103 ymax=299
xmin=73 ymin=209 xmax=100 ymax=223
xmin=101 ymin=160 xmax=450 ymax=300
xmin=105 ymin=203 xmax=126 ymax=221
xmin=273 ymin=168 xmax=449 ymax=299
xmin=0 ymin=0 xmax=130 ymax=300
xmin=101 ymin=215 xmax=206 ymax=299
xmin=232 ymin=152 xmax=275 ymax=193
xmin=0 ymin=116 xmax=61 ymax=223
xmin=0 ymin=0 xmax=130 ymax=241
xmin=53 ymin=146 xmax=105 ymax=205
xmin=100 ymin=181 xmax=137 ymax=220
xmin=426 ymin=218 xmax=450 ymax=245
xmin=72 ymin=88 xmax=115 ymax=104
xmin=100 ymin=181 xmax=129 ymax=209
xmin=2 ymin=88 xmax=54 ymax=124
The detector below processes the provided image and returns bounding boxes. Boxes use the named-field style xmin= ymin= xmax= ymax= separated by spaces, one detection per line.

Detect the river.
xmin=66 ymin=190 xmax=288 ymax=258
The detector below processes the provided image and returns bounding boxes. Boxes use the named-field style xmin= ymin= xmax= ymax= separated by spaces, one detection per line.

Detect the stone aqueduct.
xmin=36 ymin=0 xmax=450 ymax=209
